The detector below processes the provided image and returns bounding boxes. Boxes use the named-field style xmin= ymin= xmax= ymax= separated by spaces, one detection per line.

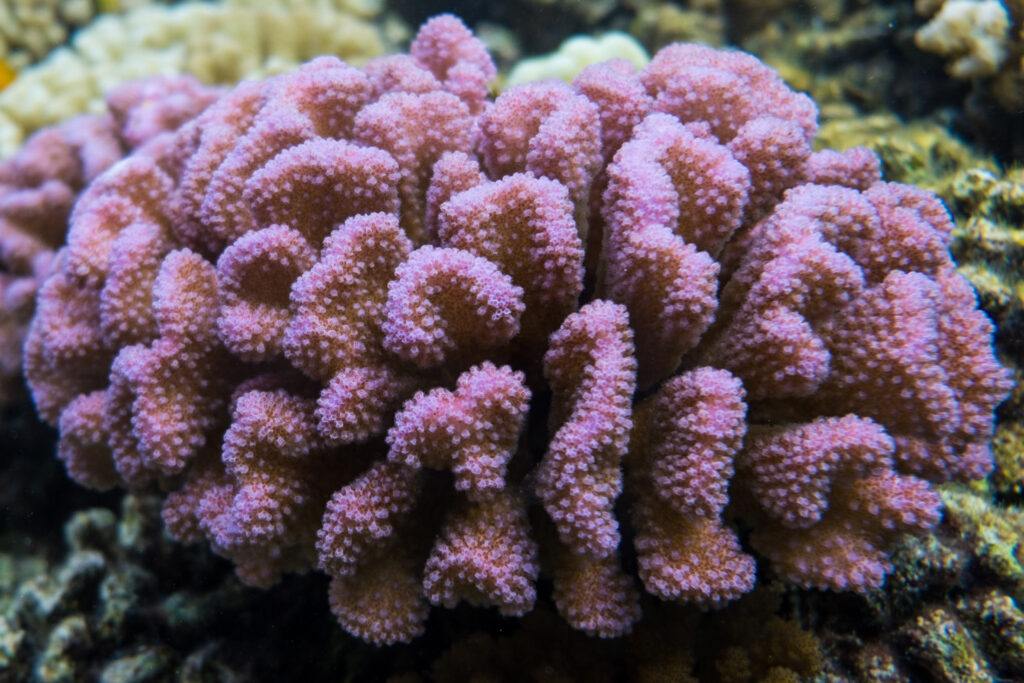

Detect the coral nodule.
xmin=21 ymin=14 xmax=1012 ymax=646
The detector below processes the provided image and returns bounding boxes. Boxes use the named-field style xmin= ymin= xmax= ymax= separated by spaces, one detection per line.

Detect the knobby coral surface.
xmin=0 ymin=74 xmax=219 ymax=405
xmin=22 ymin=15 xmax=1012 ymax=645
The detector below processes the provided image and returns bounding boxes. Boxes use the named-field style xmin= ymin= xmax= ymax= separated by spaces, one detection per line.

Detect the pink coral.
xmin=737 ymin=415 xmax=942 ymax=590
xmin=408 ymin=14 xmax=495 ymax=113
xmin=550 ymin=550 xmax=641 ymax=638
xmin=387 ymin=362 xmax=530 ymax=499
xmin=216 ymin=224 xmax=317 ymax=362
xmin=631 ymin=367 xmax=756 ymax=607
xmin=21 ymin=14 xmax=1011 ymax=646
xmin=328 ymin=551 xmax=430 ymax=646
xmin=422 ymin=490 xmax=539 ymax=616
xmin=600 ymin=112 xmax=745 ymax=386
xmin=382 ymin=247 xmax=525 ymax=368
xmin=477 ymin=81 xmax=602 ymax=230
xmin=0 ymin=75 xmax=217 ymax=405
xmin=436 ymin=171 xmax=584 ymax=355
xmin=0 ymin=87 xmax=150 ymax=402
xmin=284 ymin=212 xmax=416 ymax=446
xmin=537 ymin=300 xmax=635 ymax=559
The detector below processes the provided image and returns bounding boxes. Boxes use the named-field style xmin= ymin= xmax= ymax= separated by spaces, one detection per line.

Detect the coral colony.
xmin=18 ymin=15 xmax=1011 ymax=645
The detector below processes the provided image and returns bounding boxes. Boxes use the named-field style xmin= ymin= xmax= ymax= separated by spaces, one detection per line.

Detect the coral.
xmin=814 ymin=116 xmax=1024 ymax=367
xmin=809 ymin=484 xmax=1024 ymax=680
xmin=629 ymin=1 xmax=727 ymax=52
xmin=0 ymin=74 xmax=217 ymax=407
xmin=915 ymin=0 xmax=1024 ymax=115
xmin=0 ymin=492 xmax=407 ymax=682
xmin=901 ymin=605 xmax=998 ymax=681
xmin=0 ymin=0 xmax=105 ymax=71
xmin=629 ymin=368 xmax=755 ymax=607
xmin=740 ymin=417 xmax=942 ymax=590
xmin=915 ymin=0 xmax=1012 ymax=78
xmin=947 ymin=166 xmax=1024 ymax=364
xmin=22 ymin=14 xmax=1010 ymax=646
xmin=0 ymin=116 xmax=118 ymax=406
xmin=0 ymin=0 xmax=391 ymax=158
xmin=506 ymin=32 xmax=650 ymax=87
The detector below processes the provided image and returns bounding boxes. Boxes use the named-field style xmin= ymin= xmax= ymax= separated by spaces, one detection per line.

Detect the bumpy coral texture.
xmin=0 ymin=74 xmax=219 ymax=407
xmin=23 ymin=15 xmax=1012 ymax=645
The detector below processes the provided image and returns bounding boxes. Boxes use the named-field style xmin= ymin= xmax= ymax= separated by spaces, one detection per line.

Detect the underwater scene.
xmin=1 ymin=0 xmax=1023 ymax=681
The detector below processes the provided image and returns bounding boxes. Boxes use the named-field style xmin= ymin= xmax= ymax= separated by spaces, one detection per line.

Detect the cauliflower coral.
xmin=23 ymin=15 xmax=1011 ymax=645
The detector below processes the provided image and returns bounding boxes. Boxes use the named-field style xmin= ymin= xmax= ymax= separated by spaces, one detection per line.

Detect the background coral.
xmin=915 ymin=0 xmax=1013 ymax=79
xmin=949 ymin=166 xmax=1024 ymax=368
xmin=21 ymin=14 xmax=1010 ymax=647
xmin=0 ymin=0 xmax=392 ymax=159
xmin=0 ymin=0 xmax=111 ymax=72
xmin=0 ymin=492 xmax=409 ymax=682
xmin=505 ymin=32 xmax=649 ymax=87
xmin=809 ymin=484 xmax=1024 ymax=681
xmin=915 ymin=0 xmax=1024 ymax=114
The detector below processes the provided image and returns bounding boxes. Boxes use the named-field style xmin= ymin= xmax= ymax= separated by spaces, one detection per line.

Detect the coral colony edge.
xmin=19 ymin=14 xmax=1011 ymax=646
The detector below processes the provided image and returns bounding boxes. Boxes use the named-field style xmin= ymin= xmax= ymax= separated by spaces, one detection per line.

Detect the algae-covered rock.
xmin=817 ymin=114 xmax=996 ymax=196
xmin=948 ymin=167 xmax=1024 ymax=360
xmin=97 ymin=645 xmax=175 ymax=683
xmin=426 ymin=589 xmax=824 ymax=682
xmin=630 ymin=1 xmax=726 ymax=51
xmin=807 ymin=484 xmax=1024 ymax=679
xmin=0 ymin=494 xmax=246 ymax=681
xmin=957 ymin=589 xmax=1024 ymax=678
xmin=35 ymin=615 xmax=91 ymax=683
xmin=942 ymin=487 xmax=1024 ymax=596
xmin=0 ymin=615 xmax=26 ymax=675
xmin=900 ymin=606 xmax=996 ymax=682
xmin=992 ymin=421 xmax=1024 ymax=499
